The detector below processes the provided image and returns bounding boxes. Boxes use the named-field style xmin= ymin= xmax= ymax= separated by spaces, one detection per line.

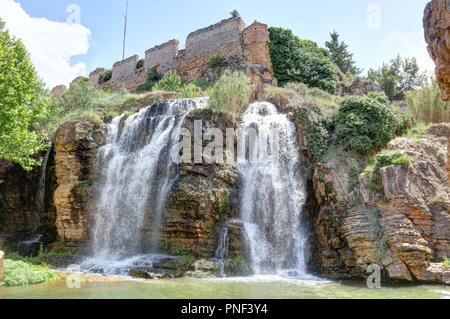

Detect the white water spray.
xmin=238 ymin=102 xmax=307 ymax=276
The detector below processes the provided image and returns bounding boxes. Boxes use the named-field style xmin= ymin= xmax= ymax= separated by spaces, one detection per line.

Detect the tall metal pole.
xmin=122 ymin=0 xmax=128 ymax=61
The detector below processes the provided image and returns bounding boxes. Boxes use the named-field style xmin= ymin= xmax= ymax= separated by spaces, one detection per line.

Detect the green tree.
xmin=325 ymin=30 xmax=361 ymax=75
xmin=368 ymin=55 xmax=425 ymax=101
xmin=269 ymin=27 xmax=339 ymax=94
xmin=0 ymin=19 xmax=48 ymax=170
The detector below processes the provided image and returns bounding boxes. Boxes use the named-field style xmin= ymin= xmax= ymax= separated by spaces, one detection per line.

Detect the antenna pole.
xmin=122 ymin=0 xmax=128 ymax=60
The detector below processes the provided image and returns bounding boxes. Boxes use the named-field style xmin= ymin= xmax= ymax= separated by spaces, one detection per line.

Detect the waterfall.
xmin=32 ymin=145 xmax=52 ymax=234
xmin=238 ymin=102 xmax=307 ymax=276
xmin=214 ymin=225 xmax=229 ymax=276
xmin=87 ymin=98 xmax=208 ymax=264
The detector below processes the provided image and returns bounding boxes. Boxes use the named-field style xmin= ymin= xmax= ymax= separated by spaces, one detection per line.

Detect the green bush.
xmin=60 ymin=80 xmax=100 ymax=111
xmin=206 ymin=69 xmax=252 ymax=117
xmin=179 ymin=83 xmax=201 ymax=98
xmin=154 ymin=71 xmax=182 ymax=92
xmin=98 ymin=70 xmax=112 ymax=84
xmin=269 ymin=27 xmax=339 ymax=94
xmin=136 ymin=59 xmax=144 ymax=69
xmin=443 ymin=257 xmax=450 ymax=268
xmin=368 ymin=152 xmax=411 ymax=190
xmin=334 ymin=93 xmax=399 ymax=154
xmin=136 ymin=67 xmax=163 ymax=92
xmin=297 ymin=107 xmax=332 ymax=159
xmin=208 ymin=56 xmax=224 ymax=69
xmin=406 ymin=78 xmax=449 ymax=124
xmin=3 ymin=259 xmax=59 ymax=287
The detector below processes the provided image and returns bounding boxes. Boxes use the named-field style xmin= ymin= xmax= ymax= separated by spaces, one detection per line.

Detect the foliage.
xmin=230 ymin=9 xmax=240 ymax=18
xmin=98 ymin=69 xmax=112 ymax=84
xmin=208 ymin=55 xmax=224 ymax=69
xmin=443 ymin=257 xmax=450 ymax=269
xmin=368 ymin=55 xmax=425 ymax=101
xmin=3 ymin=256 xmax=59 ymax=287
xmin=179 ymin=83 xmax=202 ymax=98
xmin=60 ymin=80 xmax=100 ymax=111
xmin=297 ymin=107 xmax=332 ymax=160
xmin=347 ymin=164 xmax=360 ymax=192
xmin=154 ymin=71 xmax=182 ymax=92
xmin=136 ymin=59 xmax=144 ymax=69
xmin=367 ymin=152 xmax=412 ymax=190
xmin=334 ymin=92 xmax=401 ymax=155
xmin=405 ymin=78 xmax=449 ymax=124
xmin=268 ymin=27 xmax=339 ymax=94
xmin=0 ymin=19 xmax=48 ymax=170
xmin=137 ymin=67 xmax=163 ymax=92
xmin=325 ymin=30 xmax=361 ymax=75
xmin=206 ymin=69 xmax=252 ymax=117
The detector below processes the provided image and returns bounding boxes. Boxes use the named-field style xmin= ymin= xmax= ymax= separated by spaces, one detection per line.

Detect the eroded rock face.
xmin=424 ymin=0 xmax=450 ymax=100
xmin=312 ymin=124 xmax=450 ymax=284
xmin=53 ymin=121 xmax=105 ymax=247
xmin=341 ymin=77 xmax=382 ymax=96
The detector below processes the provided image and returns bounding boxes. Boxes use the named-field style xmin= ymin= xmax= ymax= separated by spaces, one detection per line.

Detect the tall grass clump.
xmin=206 ymin=69 xmax=252 ymax=117
xmin=179 ymin=83 xmax=202 ymax=98
xmin=406 ymin=78 xmax=449 ymax=124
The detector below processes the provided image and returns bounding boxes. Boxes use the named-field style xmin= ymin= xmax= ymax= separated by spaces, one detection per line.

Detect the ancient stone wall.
xmin=88 ymin=68 xmax=106 ymax=90
xmin=185 ymin=17 xmax=245 ymax=59
xmin=145 ymin=40 xmax=179 ymax=74
xmin=57 ymin=16 xmax=274 ymax=94
xmin=110 ymin=55 xmax=140 ymax=90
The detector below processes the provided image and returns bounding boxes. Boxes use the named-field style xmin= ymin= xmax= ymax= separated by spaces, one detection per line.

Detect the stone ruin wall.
xmin=61 ymin=16 xmax=275 ymax=96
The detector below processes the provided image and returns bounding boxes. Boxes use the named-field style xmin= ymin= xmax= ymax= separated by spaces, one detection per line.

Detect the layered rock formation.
xmin=424 ymin=0 xmax=450 ymax=100
xmin=53 ymin=121 xmax=105 ymax=247
xmin=311 ymin=124 xmax=450 ymax=284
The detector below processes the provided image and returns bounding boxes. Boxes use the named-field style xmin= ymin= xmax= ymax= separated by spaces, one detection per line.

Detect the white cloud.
xmin=384 ymin=30 xmax=435 ymax=75
xmin=0 ymin=0 xmax=91 ymax=88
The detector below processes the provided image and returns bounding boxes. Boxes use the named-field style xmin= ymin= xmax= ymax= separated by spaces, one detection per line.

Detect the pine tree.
xmin=325 ymin=31 xmax=361 ymax=75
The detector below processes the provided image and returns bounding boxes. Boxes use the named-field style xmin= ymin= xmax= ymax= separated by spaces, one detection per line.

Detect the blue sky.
xmin=0 ymin=0 xmax=434 ymax=88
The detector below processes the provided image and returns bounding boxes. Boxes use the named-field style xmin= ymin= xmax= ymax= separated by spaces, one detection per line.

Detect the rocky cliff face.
xmin=311 ymin=124 xmax=450 ymax=284
xmin=424 ymin=0 xmax=450 ymax=100
xmin=53 ymin=121 xmax=105 ymax=247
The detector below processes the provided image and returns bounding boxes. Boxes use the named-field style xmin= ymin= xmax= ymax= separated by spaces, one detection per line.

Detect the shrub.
xmin=405 ymin=78 xmax=449 ymax=124
xmin=367 ymin=152 xmax=411 ymax=190
xmin=136 ymin=59 xmax=144 ymax=69
xmin=443 ymin=257 xmax=450 ymax=268
xmin=60 ymin=80 xmax=100 ymax=110
xmin=98 ymin=70 xmax=112 ymax=84
xmin=179 ymin=83 xmax=201 ymax=98
xmin=334 ymin=93 xmax=399 ymax=154
xmin=3 ymin=258 xmax=59 ymax=287
xmin=154 ymin=71 xmax=182 ymax=92
xmin=206 ymin=69 xmax=252 ymax=117
xmin=137 ymin=67 xmax=163 ymax=92
xmin=208 ymin=56 xmax=224 ymax=69
xmin=269 ymin=27 xmax=339 ymax=94
xmin=297 ymin=107 xmax=332 ymax=159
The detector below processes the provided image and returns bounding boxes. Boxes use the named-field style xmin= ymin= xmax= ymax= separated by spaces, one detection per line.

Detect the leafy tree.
xmin=325 ymin=30 xmax=361 ymax=75
xmin=269 ymin=27 xmax=339 ymax=94
xmin=60 ymin=80 xmax=99 ymax=110
xmin=368 ymin=55 xmax=425 ymax=101
xmin=154 ymin=71 xmax=182 ymax=91
xmin=0 ymin=19 xmax=48 ymax=170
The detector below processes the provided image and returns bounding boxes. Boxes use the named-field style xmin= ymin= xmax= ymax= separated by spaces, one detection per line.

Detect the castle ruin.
xmin=57 ymin=16 xmax=275 ymax=97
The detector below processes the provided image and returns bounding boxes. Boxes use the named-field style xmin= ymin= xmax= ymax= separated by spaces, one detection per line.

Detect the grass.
xmin=365 ymin=152 xmax=412 ymax=191
xmin=206 ymin=69 xmax=253 ymax=117
xmin=263 ymin=82 xmax=341 ymax=116
xmin=406 ymin=78 xmax=449 ymax=124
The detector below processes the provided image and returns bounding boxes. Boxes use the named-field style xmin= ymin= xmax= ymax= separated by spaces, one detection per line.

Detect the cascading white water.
xmin=238 ymin=102 xmax=308 ymax=276
xmin=82 ymin=98 xmax=208 ymax=273
xmin=32 ymin=145 xmax=52 ymax=234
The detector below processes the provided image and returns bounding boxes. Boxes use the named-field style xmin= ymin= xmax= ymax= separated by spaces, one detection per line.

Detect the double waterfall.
xmin=83 ymin=99 xmax=307 ymax=277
